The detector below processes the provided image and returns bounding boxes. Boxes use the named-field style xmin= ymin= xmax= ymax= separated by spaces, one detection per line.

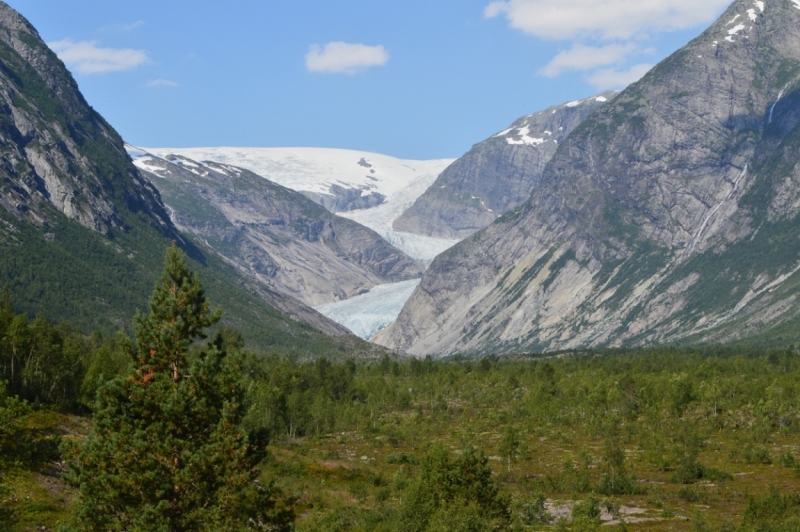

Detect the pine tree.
xmin=63 ymin=244 xmax=293 ymax=531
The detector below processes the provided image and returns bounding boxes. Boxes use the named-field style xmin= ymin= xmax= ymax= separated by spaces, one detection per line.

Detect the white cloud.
xmin=486 ymin=0 xmax=727 ymax=90
xmin=586 ymin=63 xmax=654 ymax=89
xmin=540 ymin=43 xmax=638 ymax=77
xmin=146 ymin=79 xmax=179 ymax=87
xmin=49 ymin=39 xmax=149 ymax=74
xmin=305 ymin=42 xmax=389 ymax=74
xmin=121 ymin=21 xmax=145 ymax=32
xmin=484 ymin=0 xmax=732 ymax=40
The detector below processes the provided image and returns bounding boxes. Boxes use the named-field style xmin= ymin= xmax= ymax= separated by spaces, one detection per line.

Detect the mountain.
xmin=392 ymin=93 xmax=615 ymax=240
xmin=0 ymin=2 xmax=385 ymax=358
xmin=129 ymin=147 xmax=423 ymax=307
xmin=0 ymin=3 xmax=170 ymax=236
xmin=148 ymin=147 xmax=459 ymax=264
xmin=376 ymin=0 xmax=800 ymax=356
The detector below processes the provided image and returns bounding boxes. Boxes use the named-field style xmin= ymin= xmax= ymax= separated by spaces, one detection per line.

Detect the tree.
xmin=498 ymin=426 xmax=520 ymax=473
xmin=64 ymin=244 xmax=293 ymax=531
xmin=596 ymin=420 xmax=639 ymax=496
xmin=399 ymin=443 xmax=511 ymax=532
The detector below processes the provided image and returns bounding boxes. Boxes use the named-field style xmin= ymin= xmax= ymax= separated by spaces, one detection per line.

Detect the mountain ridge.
xmin=0 ymin=2 xmax=172 ymax=236
xmin=392 ymin=93 xmax=615 ymax=240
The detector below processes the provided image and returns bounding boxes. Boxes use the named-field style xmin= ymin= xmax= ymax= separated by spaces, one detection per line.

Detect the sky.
xmin=9 ymin=0 xmax=733 ymax=160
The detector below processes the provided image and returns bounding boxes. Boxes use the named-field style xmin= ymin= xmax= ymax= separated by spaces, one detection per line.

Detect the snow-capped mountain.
xmin=393 ymin=92 xmax=616 ymax=240
xmin=145 ymin=147 xmax=459 ymax=263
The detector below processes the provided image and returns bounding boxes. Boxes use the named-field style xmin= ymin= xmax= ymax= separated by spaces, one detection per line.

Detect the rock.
xmin=132 ymin=150 xmax=423 ymax=307
xmin=392 ymin=93 xmax=614 ymax=239
xmin=0 ymin=3 xmax=172 ymax=235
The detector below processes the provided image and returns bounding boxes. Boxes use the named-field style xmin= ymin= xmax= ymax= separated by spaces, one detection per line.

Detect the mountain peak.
xmin=393 ymin=92 xmax=615 ymax=240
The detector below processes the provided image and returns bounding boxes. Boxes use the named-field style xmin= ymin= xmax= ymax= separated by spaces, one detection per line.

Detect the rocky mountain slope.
xmin=130 ymin=147 xmax=423 ymax=307
xmin=0 ymin=3 xmax=170 ymax=236
xmin=376 ymin=0 xmax=800 ymax=356
xmin=393 ymin=93 xmax=614 ymax=240
xmin=0 ymin=2 xmax=386 ymax=356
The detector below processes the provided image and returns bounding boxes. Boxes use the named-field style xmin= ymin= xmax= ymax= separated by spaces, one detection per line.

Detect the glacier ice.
xmin=315 ymin=279 xmax=421 ymax=340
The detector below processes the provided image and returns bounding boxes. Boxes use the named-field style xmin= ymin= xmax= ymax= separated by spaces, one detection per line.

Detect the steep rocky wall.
xmin=393 ymin=93 xmax=613 ymax=240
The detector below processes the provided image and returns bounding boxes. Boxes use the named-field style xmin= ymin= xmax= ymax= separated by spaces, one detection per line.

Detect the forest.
xmin=2 ymin=249 xmax=800 ymax=531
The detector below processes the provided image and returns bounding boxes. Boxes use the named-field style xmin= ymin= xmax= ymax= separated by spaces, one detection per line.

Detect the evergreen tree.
xmin=399 ymin=443 xmax=511 ymax=532
xmin=63 ymin=244 xmax=293 ymax=531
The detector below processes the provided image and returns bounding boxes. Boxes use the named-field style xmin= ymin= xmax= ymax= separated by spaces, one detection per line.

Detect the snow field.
xmin=145 ymin=147 xmax=453 ymax=205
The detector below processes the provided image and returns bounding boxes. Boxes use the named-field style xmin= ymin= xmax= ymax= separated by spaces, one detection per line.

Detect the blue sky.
xmin=10 ymin=0 xmax=732 ymax=160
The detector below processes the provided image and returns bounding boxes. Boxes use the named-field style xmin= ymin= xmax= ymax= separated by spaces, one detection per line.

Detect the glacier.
xmin=336 ymin=165 xmax=461 ymax=264
xmin=314 ymin=279 xmax=421 ymax=340
xmin=145 ymin=147 xmax=453 ymax=208
xmin=145 ymin=146 xmax=460 ymax=263
xmin=138 ymin=146 xmax=463 ymax=337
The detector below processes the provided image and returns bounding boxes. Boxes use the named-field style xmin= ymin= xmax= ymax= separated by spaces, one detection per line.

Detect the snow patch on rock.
xmin=505 ymin=125 xmax=546 ymax=146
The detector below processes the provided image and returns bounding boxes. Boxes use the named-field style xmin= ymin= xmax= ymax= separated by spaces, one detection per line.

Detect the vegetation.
xmin=4 ymin=248 xmax=800 ymax=530
xmin=62 ymin=245 xmax=293 ymax=531
xmin=0 ymin=205 xmax=378 ymax=360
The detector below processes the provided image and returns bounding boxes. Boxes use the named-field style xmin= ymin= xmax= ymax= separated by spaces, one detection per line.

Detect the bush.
xmin=387 ymin=452 xmax=419 ymax=465
xmin=778 ymin=452 xmax=797 ymax=469
xmin=745 ymin=446 xmax=773 ymax=465
xmin=739 ymin=486 xmax=800 ymax=531
xmin=515 ymin=492 xmax=552 ymax=526
xmin=571 ymin=496 xmax=602 ymax=532
xmin=678 ymin=487 xmax=707 ymax=503
xmin=398 ymin=443 xmax=512 ymax=532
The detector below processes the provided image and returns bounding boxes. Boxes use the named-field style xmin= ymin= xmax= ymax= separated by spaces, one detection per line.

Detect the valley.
xmin=3 ymin=0 xmax=800 ymax=530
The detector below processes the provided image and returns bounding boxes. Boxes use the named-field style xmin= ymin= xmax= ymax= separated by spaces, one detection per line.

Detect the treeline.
xmin=238 ymin=344 xmax=800 ymax=444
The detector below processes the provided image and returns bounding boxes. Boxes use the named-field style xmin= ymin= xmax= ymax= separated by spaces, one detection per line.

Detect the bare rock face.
xmin=0 ymin=2 xmax=171 ymax=235
xmin=392 ymin=93 xmax=614 ymax=240
xmin=376 ymin=0 xmax=800 ymax=356
xmin=132 ymin=150 xmax=424 ymax=308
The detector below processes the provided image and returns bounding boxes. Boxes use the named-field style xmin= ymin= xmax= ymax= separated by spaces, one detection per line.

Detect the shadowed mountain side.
xmin=0 ymin=3 xmax=172 ymax=236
